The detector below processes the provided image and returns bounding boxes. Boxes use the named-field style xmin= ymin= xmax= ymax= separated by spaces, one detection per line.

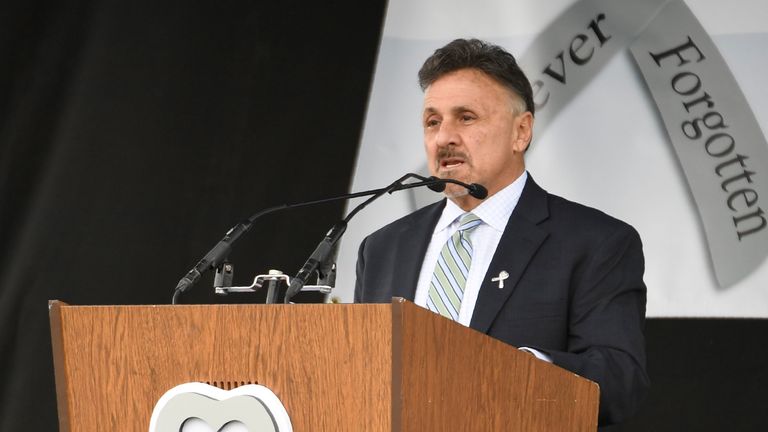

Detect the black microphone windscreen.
xmin=469 ymin=184 xmax=488 ymax=199
xmin=427 ymin=177 xmax=446 ymax=192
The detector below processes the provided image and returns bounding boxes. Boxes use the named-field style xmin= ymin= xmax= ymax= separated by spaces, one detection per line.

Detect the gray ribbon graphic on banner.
xmin=520 ymin=0 xmax=669 ymax=131
xmin=522 ymin=0 xmax=768 ymax=288
xmin=630 ymin=1 xmax=768 ymax=288
xmin=410 ymin=0 xmax=767 ymax=288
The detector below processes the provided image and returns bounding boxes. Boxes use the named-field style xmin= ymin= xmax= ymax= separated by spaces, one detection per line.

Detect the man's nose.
xmin=435 ymin=121 xmax=460 ymax=148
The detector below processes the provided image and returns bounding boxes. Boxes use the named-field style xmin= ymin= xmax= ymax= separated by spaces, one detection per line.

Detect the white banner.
xmin=336 ymin=0 xmax=768 ymax=317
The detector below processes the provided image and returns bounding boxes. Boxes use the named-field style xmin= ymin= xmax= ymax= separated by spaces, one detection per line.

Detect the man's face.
xmin=422 ymin=68 xmax=532 ymax=208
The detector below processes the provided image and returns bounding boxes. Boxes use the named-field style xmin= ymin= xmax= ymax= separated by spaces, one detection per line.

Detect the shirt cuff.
xmin=518 ymin=346 xmax=552 ymax=363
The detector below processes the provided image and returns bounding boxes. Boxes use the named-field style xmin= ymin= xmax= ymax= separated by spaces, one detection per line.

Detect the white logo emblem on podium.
xmin=149 ymin=382 xmax=292 ymax=432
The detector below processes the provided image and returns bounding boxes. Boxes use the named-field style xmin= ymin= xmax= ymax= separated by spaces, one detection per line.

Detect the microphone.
xmin=425 ymin=176 xmax=488 ymax=199
xmin=283 ymin=173 xmax=418 ymax=303
xmin=171 ymin=173 xmax=486 ymax=304
xmin=284 ymin=221 xmax=346 ymax=302
xmin=172 ymin=222 xmax=250 ymax=304
xmin=468 ymin=183 xmax=488 ymax=199
xmin=425 ymin=177 xmax=446 ymax=193
xmin=283 ymin=174 xmax=488 ymax=302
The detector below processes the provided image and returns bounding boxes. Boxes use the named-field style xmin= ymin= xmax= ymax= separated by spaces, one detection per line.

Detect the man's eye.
xmin=425 ymin=119 xmax=440 ymax=128
xmin=461 ymin=114 xmax=476 ymax=122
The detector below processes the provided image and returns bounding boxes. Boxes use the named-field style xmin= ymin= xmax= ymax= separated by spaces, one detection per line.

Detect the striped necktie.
xmin=426 ymin=213 xmax=482 ymax=320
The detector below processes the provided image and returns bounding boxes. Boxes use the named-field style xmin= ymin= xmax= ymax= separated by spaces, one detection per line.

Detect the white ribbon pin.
xmin=491 ymin=271 xmax=509 ymax=289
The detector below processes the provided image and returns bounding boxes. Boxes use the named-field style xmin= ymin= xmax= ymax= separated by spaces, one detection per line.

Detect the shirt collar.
xmin=434 ymin=171 xmax=528 ymax=233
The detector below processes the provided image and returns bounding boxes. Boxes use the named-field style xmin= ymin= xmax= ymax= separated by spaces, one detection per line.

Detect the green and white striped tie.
xmin=427 ymin=213 xmax=482 ymax=320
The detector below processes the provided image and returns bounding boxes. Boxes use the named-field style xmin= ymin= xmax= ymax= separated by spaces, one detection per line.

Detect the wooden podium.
xmin=49 ymin=298 xmax=599 ymax=431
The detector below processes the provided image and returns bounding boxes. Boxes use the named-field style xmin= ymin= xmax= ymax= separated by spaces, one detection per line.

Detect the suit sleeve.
xmin=353 ymin=235 xmax=368 ymax=303
xmin=546 ymin=224 xmax=650 ymax=426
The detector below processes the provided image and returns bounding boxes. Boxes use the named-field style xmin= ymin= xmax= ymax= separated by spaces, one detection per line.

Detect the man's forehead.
xmin=423 ymin=70 xmax=521 ymax=115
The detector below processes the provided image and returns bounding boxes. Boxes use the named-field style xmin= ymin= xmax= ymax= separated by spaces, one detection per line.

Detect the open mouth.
xmin=440 ymin=158 xmax=465 ymax=169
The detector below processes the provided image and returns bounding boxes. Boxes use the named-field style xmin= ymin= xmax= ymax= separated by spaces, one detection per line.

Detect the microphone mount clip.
xmin=214 ymin=270 xmax=333 ymax=300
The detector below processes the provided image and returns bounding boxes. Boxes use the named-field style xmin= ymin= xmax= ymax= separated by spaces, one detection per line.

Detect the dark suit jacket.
xmin=354 ymin=175 xmax=649 ymax=426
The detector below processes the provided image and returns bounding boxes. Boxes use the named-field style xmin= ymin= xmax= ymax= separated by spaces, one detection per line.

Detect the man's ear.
xmin=513 ymin=111 xmax=534 ymax=153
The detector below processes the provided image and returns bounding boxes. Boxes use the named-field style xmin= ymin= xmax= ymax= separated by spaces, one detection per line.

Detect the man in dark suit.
xmin=354 ymin=39 xmax=649 ymax=426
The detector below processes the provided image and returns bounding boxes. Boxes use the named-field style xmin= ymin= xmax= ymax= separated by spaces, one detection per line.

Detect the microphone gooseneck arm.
xmin=283 ymin=173 xmax=427 ymax=303
xmin=283 ymin=174 xmax=487 ymax=302
xmin=438 ymin=178 xmax=488 ymax=199
xmin=172 ymin=174 xmax=455 ymax=303
xmin=171 ymin=174 xmax=486 ymax=304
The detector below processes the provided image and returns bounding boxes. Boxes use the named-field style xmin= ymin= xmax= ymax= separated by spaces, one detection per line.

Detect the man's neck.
xmin=451 ymin=194 xmax=483 ymax=212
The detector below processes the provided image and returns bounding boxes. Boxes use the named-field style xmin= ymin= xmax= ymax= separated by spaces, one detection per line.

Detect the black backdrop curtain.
xmin=3 ymin=2 xmax=768 ymax=431
xmin=0 ymin=1 xmax=387 ymax=429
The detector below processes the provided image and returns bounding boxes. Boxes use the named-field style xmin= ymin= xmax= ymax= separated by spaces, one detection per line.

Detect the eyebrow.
xmin=422 ymin=105 xmax=475 ymax=116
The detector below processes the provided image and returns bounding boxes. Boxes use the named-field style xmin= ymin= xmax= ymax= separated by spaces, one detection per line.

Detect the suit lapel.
xmin=470 ymin=177 xmax=550 ymax=333
xmin=390 ymin=200 xmax=445 ymax=300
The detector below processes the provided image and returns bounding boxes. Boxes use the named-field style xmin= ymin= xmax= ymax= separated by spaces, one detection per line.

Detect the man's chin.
xmin=437 ymin=169 xmax=470 ymax=184
xmin=443 ymin=184 xmax=470 ymax=199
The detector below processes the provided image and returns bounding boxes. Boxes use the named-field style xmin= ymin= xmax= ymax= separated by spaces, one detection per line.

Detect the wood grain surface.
xmin=50 ymin=299 xmax=598 ymax=431
xmin=393 ymin=299 xmax=599 ymax=431
xmin=50 ymin=301 xmax=392 ymax=431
